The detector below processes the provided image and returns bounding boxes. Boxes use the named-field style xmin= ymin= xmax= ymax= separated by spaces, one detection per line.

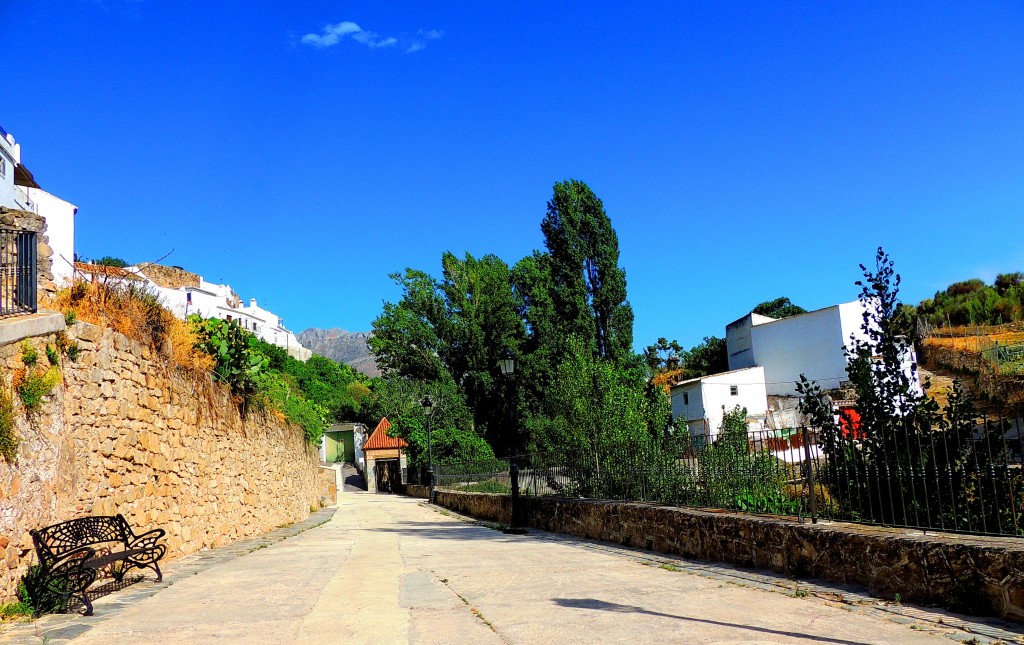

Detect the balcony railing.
xmin=12 ymin=185 xmax=36 ymax=213
xmin=0 ymin=228 xmax=37 ymax=317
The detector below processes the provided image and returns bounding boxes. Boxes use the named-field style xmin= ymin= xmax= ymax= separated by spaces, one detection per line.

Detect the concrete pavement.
xmin=6 ymin=493 xmax=1022 ymax=644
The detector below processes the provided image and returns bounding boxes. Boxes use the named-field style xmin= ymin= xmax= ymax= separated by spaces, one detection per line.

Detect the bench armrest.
xmin=48 ymin=547 xmax=97 ymax=594
xmin=50 ymin=546 xmax=96 ymax=572
xmin=128 ymin=528 xmax=166 ymax=551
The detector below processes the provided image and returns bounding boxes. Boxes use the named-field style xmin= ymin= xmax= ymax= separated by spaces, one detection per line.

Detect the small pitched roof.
xmin=74 ymin=262 xmax=144 ymax=281
xmin=363 ymin=417 xmax=408 ymax=450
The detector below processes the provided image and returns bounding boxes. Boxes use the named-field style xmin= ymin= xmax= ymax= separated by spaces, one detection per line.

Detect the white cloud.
xmin=300 ymin=21 xmax=362 ymax=48
xmin=300 ymin=21 xmax=443 ymax=53
xmin=406 ymin=29 xmax=444 ymax=53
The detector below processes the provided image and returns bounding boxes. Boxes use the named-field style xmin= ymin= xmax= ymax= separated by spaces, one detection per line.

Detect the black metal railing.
xmin=0 ymin=228 xmax=37 ymax=317
xmin=435 ymin=415 xmax=1024 ymax=537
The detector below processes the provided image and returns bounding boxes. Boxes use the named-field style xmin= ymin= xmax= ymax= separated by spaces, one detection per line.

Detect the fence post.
xmin=510 ymin=458 xmax=520 ymax=528
xmin=802 ymin=425 xmax=817 ymax=524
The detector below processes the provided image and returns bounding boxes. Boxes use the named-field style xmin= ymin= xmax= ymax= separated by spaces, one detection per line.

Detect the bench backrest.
xmin=30 ymin=515 xmax=132 ymax=565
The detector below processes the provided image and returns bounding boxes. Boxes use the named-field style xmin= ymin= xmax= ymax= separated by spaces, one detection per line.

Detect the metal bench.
xmin=30 ymin=514 xmax=166 ymax=615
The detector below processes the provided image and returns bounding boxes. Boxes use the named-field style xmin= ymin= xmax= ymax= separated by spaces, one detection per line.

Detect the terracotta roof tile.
xmin=363 ymin=417 xmax=408 ymax=450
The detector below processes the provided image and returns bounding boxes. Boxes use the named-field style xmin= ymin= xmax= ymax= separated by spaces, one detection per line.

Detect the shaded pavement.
xmin=5 ymin=494 xmax=1022 ymax=644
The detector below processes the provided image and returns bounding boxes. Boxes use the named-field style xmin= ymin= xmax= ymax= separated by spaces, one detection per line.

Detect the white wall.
xmin=670 ymin=382 xmax=704 ymax=428
xmin=26 ymin=188 xmax=76 ymax=286
xmin=700 ymin=367 xmax=768 ymax=439
xmin=0 ymin=136 xmax=16 ymax=209
xmin=748 ymin=306 xmax=849 ymax=396
xmin=726 ymin=313 xmax=774 ymax=370
xmin=671 ymin=367 xmax=767 ymax=440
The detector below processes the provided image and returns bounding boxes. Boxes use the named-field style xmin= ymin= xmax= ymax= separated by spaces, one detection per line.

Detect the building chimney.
xmin=250 ymin=298 xmax=257 ymax=308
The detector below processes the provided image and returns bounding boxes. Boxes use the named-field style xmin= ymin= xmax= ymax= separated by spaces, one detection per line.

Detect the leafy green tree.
xmin=751 ymin=297 xmax=807 ymax=319
xmin=95 ymin=256 xmax=128 ymax=268
xmin=368 ymin=269 xmax=446 ymax=381
xmin=363 ymin=376 xmax=490 ymax=465
xmin=541 ymin=179 xmax=633 ymax=364
xmin=643 ymin=337 xmax=683 ymax=373
xmin=682 ymin=336 xmax=729 ymax=377
xmin=436 ymin=252 xmax=525 ymax=454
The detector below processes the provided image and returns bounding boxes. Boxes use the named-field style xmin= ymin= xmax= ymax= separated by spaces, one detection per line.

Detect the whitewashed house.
xmin=0 ymin=126 xmax=78 ymax=286
xmin=125 ymin=266 xmax=313 ymax=361
xmin=670 ymin=367 xmax=767 ymax=440
xmin=671 ymin=299 xmax=921 ymax=440
xmin=725 ymin=299 xmax=921 ymax=397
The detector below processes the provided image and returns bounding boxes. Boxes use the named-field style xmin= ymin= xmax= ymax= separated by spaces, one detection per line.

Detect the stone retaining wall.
xmin=403 ymin=484 xmax=430 ymax=499
xmin=432 ymin=490 xmax=1024 ymax=622
xmin=0 ymin=322 xmax=321 ymax=601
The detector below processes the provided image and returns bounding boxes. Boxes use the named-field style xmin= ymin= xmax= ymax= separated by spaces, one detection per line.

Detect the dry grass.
xmin=924 ymin=332 xmax=1024 ymax=354
xmin=43 ymin=279 xmax=214 ymax=376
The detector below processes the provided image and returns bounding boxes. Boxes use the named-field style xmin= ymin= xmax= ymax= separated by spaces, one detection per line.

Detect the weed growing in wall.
xmin=45 ymin=344 xmax=59 ymax=367
xmin=0 ymin=390 xmax=17 ymax=463
xmin=20 ymin=342 xmax=37 ymax=368
xmin=15 ymin=350 xmax=61 ymax=413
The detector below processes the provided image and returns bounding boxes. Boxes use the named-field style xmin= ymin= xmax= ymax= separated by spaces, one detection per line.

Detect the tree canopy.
xmin=370 ymin=179 xmax=669 ymax=461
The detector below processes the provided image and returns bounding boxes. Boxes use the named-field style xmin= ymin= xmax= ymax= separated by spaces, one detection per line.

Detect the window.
xmin=730 ymin=385 xmax=738 ymax=396
xmin=0 ymin=159 xmax=5 ymax=179
xmin=683 ymin=392 xmax=689 ymax=405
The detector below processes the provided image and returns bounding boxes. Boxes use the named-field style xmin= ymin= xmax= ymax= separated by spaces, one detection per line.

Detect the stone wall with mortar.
xmin=432 ymin=490 xmax=1024 ymax=622
xmin=0 ymin=321 xmax=321 ymax=602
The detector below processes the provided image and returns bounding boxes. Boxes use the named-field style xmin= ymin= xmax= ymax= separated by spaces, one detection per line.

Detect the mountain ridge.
xmin=297 ymin=328 xmax=380 ymax=377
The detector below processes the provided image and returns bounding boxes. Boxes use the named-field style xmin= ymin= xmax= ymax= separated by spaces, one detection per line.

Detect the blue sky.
xmin=4 ymin=1 xmax=1024 ymax=350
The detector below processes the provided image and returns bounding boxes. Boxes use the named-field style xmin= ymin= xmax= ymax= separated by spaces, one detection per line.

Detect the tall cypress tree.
xmin=540 ymin=179 xmax=633 ymax=363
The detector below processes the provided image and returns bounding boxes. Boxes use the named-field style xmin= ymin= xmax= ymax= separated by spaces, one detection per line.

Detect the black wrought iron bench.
xmin=30 ymin=514 xmax=166 ymax=615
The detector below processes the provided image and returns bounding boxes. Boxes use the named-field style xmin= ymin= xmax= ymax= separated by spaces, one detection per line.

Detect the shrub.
xmin=17 ymin=565 xmax=67 ymax=615
xmin=190 ymin=316 xmax=268 ymax=400
xmin=63 ymin=310 xmax=77 ymax=326
xmin=17 ymin=366 xmax=61 ymax=412
xmin=45 ymin=345 xmax=59 ymax=367
xmin=20 ymin=342 xmax=37 ymax=368
xmin=0 ymin=390 xmax=17 ymax=463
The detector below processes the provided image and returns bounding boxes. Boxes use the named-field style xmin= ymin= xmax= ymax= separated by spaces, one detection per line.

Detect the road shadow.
xmin=342 ymin=463 xmax=367 ymax=492
xmin=367 ymin=520 xmax=524 ymax=541
xmin=552 ymin=598 xmax=873 ymax=645
xmin=63 ymin=574 xmax=147 ymax=613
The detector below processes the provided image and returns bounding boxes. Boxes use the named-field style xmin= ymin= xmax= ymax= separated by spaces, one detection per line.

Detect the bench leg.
xmin=80 ymin=592 xmax=93 ymax=617
xmin=150 ymin=561 xmax=162 ymax=582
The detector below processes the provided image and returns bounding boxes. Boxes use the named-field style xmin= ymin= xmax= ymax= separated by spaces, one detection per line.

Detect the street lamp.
xmin=498 ymin=348 xmax=515 ymax=376
xmin=497 ymin=349 xmax=520 ymax=529
xmin=421 ymin=395 xmax=435 ymax=503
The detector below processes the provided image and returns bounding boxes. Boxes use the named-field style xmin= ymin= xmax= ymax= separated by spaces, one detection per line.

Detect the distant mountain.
xmin=297 ymin=328 xmax=380 ymax=377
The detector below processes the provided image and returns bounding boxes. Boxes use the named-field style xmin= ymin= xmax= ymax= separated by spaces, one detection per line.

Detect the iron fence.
xmin=0 ymin=228 xmax=37 ymax=317
xmin=435 ymin=415 xmax=1024 ymax=537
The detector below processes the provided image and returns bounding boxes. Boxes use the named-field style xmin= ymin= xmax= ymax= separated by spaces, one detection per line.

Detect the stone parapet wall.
xmin=403 ymin=484 xmax=430 ymax=499
xmin=432 ymin=490 xmax=1024 ymax=622
xmin=0 ymin=322 xmax=321 ymax=601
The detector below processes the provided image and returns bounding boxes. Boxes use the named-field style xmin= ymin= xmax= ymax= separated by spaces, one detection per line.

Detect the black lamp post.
xmin=421 ymin=395 xmax=435 ymax=503
xmin=497 ymin=349 xmax=519 ymax=528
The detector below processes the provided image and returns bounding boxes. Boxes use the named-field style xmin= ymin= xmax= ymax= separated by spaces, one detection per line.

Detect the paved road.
xmin=39 ymin=494 xmax=997 ymax=644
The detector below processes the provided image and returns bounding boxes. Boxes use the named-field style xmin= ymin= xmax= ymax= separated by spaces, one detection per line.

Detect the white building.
xmin=670 ymin=366 xmax=767 ymax=440
xmin=125 ymin=266 xmax=312 ymax=361
xmin=725 ymin=299 xmax=920 ymax=397
xmin=0 ymin=126 xmax=78 ymax=286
